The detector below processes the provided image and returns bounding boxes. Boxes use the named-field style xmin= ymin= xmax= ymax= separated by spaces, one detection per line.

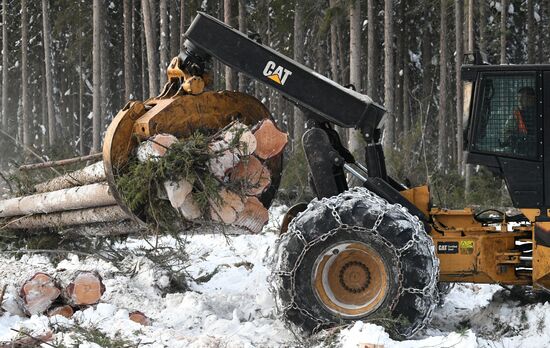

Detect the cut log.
xmin=253 ymin=119 xmax=288 ymax=160
xmin=47 ymin=305 xmax=74 ymax=318
xmin=164 ymin=179 xmax=193 ymax=209
xmin=34 ymin=161 xmax=106 ymax=193
xmin=3 ymin=206 xmax=128 ymax=229
xmin=136 ymin=133 xmax=178 ymax=162
xmin=20 ymin=273 xmax=61 ymax=315
xmin=208 ymin=140 xmax=240 ymax=180
xmin=129 ymin=311 xmax=151 ymax=326
xmin=209 ymin=189 xmax=245 ymax=224
xmin=64 ymin=271 xmax=105 ymax=306
xmin=0 ymin=183 xmax=116 ymax=218
xmin=230 ymin=156 xmax=271 ymax=196
xmin=222 ymin=122 xmax=257 ymax=156
xmin=150 ymin=133 xmax=178 ymax=156
xmin=179 ymin=195 xmax=202 ymax=221
xmin=234 ymin=197 xmax=269 ymax=233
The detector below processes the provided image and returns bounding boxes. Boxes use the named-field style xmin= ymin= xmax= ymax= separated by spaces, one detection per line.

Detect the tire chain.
xmin=269 ymin=187 xmax=440 ymax=337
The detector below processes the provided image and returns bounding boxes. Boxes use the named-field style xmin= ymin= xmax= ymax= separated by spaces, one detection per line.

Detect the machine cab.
xmin=462 ymin=64 xmax=548 ymax=208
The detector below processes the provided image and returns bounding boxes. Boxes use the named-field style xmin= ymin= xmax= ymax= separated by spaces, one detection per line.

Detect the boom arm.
xmin=182 ymin=12 xmax=385 ymax=135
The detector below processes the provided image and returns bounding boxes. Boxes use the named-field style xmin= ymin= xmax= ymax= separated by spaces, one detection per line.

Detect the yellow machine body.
xmin=402 ymin=185 xmax=550 ymax=289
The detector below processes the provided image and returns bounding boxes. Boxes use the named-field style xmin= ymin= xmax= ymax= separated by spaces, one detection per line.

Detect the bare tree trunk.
xmin=383 ymin=0 xmax=394 ymax=149
xmin=402 ymin=48 xmax=410 ymax=134
xmin=527 ymin=0 xmax=535 ymax=64
xmin=500 ymin=0 xmax=507 ymax=64
xmin=170 ymin=0 xmax=180 ymax=58
xmin=142 ymin=0 xmax=159 ymax=97
xmin=123 ymin=0 xmax=134 ymax=100
xmin=238 ymin=0 xmax=248 ymax=92
xmin=159 ymin=0 xmax=169 ymax=86
xmin=2 ymin=0 xmax=8 ymax=131
xmin=394 ymin=0 xmax=404 ymax=143
xmin=367 ymin=0 xmax=376 ymax=100
xmin=329 ymin=0 xmax=339 ymax=83
xmin=348 ymin=0 xmax=362 ymax=156
xmin=100 ymin=6 xmax=109 ymax=133
xmin=478 ymin=0 xmax=485 ymax=52
xmin=455 ymin=0 xmax=463 ymax=174
xmin=42 ymin=0 xmax=55 ymax=147
xmin=141 ymin=21 xmax=147 ymax=100
xmin=465 ymin=0 xmax=474 ymax=200
xmin=224 ymin=0 xmax=237 ymax=90
xmin=437 ymin=0 xmax=448 ymax=170
xmin=179 ymin=0 xmax=186 ymax=52
xmin=92 ymin=0 xmax=102 ymax=153
xmin=293 ymin=0 xmax=305 ymax=147
xmin=21 ymin=0 xmax=30 ymax=151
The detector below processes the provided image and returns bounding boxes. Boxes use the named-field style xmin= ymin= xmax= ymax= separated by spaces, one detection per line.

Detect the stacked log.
xmin=0 ymin=119 xmax=287 ymax=235
xmin=148 ymin=120 xmax=287 ymax=233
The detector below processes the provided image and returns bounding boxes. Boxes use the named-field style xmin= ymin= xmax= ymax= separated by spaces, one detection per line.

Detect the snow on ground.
xmin=0 ymin=205 xmax=549 ymax=347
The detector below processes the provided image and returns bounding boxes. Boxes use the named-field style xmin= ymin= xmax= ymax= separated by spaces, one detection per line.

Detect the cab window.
xmin=471 ymin=73 xmax=539 ymax=160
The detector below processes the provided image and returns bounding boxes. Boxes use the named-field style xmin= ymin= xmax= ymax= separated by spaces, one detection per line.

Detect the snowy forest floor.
xmin=0 ymin=206 xmax=549 ymax=348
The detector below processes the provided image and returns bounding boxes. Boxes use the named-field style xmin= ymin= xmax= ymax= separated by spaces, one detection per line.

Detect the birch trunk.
xmin=33 ymin=162 xmax=106 ymax=193
xmin=0 ymin=183 xmax=116 ymax=218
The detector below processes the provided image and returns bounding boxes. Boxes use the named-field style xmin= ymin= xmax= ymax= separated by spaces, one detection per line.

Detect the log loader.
xmin=2 ymin=12 xmax=549 ymax=338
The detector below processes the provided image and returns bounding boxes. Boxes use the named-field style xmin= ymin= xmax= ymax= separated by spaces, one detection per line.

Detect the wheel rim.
xmin=312 ymin=241 xmax=389 ymax=318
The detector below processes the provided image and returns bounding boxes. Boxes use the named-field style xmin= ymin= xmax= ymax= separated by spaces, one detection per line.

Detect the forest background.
xmin=0 ymin=0 xmax=541 ymax=209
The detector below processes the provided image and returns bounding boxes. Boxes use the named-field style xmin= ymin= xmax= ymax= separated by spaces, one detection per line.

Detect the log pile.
xmin=18 ymin=271 xmax=104 ymax=317
xmin=0 ymin=119 xmax=287 ymax=235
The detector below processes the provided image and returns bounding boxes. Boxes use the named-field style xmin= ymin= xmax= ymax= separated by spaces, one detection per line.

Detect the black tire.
xmin=273 ymin=187 xmax=439 ymax=338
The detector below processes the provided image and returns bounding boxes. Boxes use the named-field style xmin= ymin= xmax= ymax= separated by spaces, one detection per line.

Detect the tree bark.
xmin=42 ymin=0 xmax=56 ymax=147
xmin=438 ymin=0 xmax=449 ymax=170
xmin=1 ymin=0 xmax=7 ymax=131
xmin=123 ymin=0 xmax=134 ymax=100
xmin=100 ymin=5 xmax=109 ymax=133
xmin=383 ymin=0 xmax=394 ymax=149
xmin=92 ymin=0 xmax=102 ymax=153
xmin=329 ymin=0 xmax=339 ymax=84
xmin=293 ymin=0 xmax=305 ymax=147
xmin=179 ymin=0 xmax=186 ymax=52
xmin=142 ymin=0 xmax=159 ymax=97
xmin=0 ymin=183 xmax=116 ymax=218
xmin=348 ymin=0 xmax=362 ymax=157
xmin=170 ymin=0 xmax=180 ymax=59
xmin=33 ymin=161 xmax=106 ymax=193
xmin=478 ymin=0 xmax=486 ymax=52
xmin=224 ymin=0 xmax=238 ymax=90
xmin=4 ymin=205 xmax=128 ymax=229
xmin=238 ymin=0 xmax=248 ymax=92
xmin=159 ymin=0 xmax=169 ymax=86
xmin=367 ymin=0 xmax=376 ymax=100
xmin=21 ymin=0 xmax=30 ymax=152
xmin=500 ymin=0 xmax=507 ymax=64
xmin=527 ymin=0 xmax=535 ymax=64
xmin=456 ymin=0 xmax=463 ymax=173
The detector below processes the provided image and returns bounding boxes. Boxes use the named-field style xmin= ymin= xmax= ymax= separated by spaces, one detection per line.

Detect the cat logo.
xmin=262 ymin=61 xmax=292 ymax=85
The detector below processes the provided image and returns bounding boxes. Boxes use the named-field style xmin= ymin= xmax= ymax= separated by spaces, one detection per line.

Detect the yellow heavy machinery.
xmin=4 ymin=12 xmax=549 ymax=338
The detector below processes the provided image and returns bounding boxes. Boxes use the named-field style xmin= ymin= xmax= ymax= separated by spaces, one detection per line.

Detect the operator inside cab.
xmin=502 ymin=86 xmax=537 ymax=156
